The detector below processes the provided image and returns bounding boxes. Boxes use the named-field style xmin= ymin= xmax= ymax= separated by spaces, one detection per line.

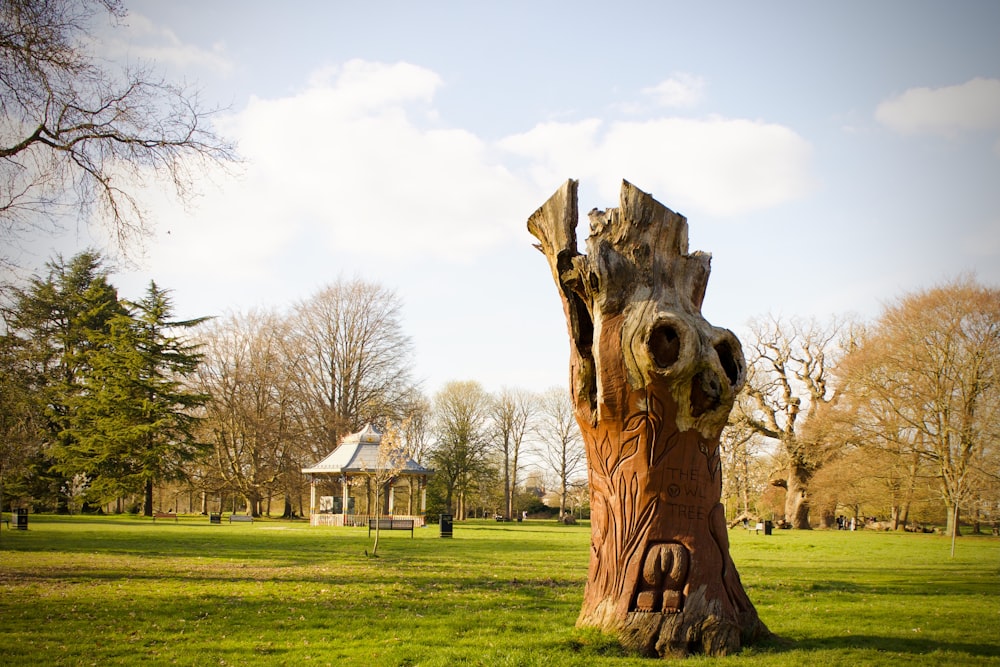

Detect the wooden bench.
xmin=368 ymin=518 xmax=414 ymax=537
xmin=229 ymin=514 xmax=254 ymax=523
xmin=153 ymin=512 xmax=178 ymax=522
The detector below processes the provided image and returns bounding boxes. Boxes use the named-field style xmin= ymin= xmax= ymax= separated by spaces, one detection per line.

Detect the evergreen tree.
xmin=61 ymin=282 xmax=210 ymax=515
xmin=7 ymin=251 xmax=123 ymax=511
xmin=0 ymin=330 xmax=45 ymax=515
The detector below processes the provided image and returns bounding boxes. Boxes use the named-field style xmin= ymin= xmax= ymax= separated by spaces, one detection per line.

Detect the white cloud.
xmin=500 ymin=115 xmax=813 ymax=217
xmin=641 ymin=73 xmax=707 ymax=109
xmin=179 ymin=61 xmax=538 ymax=265
xmin=95 ymin=12 xmax=234 ymax=74
xmin=125 ymin=60 xmax=815 ymax=321
xmin=304 ymin=60 xmax=443 ymax=117
xmin=875 ymin=77 xmax=1000 ymax=136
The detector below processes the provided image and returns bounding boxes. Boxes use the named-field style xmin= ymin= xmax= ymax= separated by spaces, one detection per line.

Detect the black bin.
xmin=209 ymin=513 xmax=221 ymax=524
xmin=440 ymin=513 xmax=453 ymax=538
xmin=14 ymin=508 xmax=28 ymax=530
xmin=763 ymin=520 xmax=773 ymax=535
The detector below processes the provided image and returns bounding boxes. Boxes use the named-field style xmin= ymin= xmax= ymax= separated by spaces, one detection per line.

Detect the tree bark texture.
xmin=528 ymin=180 xmax=769 ymax=657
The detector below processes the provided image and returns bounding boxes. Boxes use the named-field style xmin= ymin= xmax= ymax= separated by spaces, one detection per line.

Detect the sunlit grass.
xmin=1 ymin=515 xmax=998 ymax=665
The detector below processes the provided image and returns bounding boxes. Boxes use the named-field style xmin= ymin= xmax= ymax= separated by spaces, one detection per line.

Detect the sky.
xmin=21 ymin=0 xmax=1000 ymax=398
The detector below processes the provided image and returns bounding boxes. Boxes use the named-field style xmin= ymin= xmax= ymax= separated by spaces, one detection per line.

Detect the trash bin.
xmin=440 ymin=513 xmax=453 ymax=538
xmin=14 ymin=508 xmax=28 ymax=530
xmin=763 ymin=520 xmax=773 ymax=535
xmin=209 ymin=513 xmax=221 ymax=524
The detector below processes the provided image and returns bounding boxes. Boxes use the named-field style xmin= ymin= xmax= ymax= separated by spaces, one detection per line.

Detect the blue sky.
xmin=31 ymin=1 xmax=1000 ymax=396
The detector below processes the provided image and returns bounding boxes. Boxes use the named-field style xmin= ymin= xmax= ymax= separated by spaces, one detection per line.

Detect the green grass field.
xmin=1 ymin=515 xmax=997 ymax=666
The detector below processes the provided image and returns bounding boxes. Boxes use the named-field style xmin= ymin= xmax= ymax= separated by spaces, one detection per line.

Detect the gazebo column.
xmin=420 ymin=477 xmax=427 ymax=513
xmin=309 ymin=477 xmax=316 ymax=517
xmin=341 ymin=475 xmax=350 ymax=522
xmin=388 ymin=483 xmax=396 ymax=515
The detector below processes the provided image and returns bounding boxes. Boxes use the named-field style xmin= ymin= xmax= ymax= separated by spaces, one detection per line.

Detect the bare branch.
xmin=1 ymin=0 xmax=238 ymax=263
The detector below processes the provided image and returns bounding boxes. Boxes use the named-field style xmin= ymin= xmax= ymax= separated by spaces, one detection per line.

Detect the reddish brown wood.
xmin=528 ymin=180 xmax=769 ymax=657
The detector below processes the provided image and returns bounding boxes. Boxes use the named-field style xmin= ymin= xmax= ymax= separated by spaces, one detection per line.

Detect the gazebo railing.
xmin=310 ymin=513 xmax=426 ymax=528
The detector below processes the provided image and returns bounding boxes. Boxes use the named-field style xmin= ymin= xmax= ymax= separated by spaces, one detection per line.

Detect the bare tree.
xmin=837 ymin=277 xmax=1000 ymax=543
xmin=719 ymin=417 xmax=770 ymax=524
xmin=400 ymin=390 xmax=432 ymax=464
xmin=736 ymin=315 xmax=844 ymax=529
xmin=824 ymin=385 xmax=932 ymax=531
xmin=535 ymin=386 xmax=585 ymax=521
xmin=363 ymin=420 xmax=410 ymax=557
xmin=195 ymin=310 xmax=296 ymax=517
xmin=1 ymin=0 xmax=237 ymax=260
xmin=288 ymin=279 xmax=415 ymax=460
xmin=430 ymin=380 xmax=492 ymax=520
xmin=399 ymin=389 xmax=432 ymax=515
xmin=489 ymin=387 xmax=536 ymax=520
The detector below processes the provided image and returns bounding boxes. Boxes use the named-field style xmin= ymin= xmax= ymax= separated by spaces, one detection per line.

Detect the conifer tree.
xmin=8 ymin=251 xmax=123 ymax=510
xmin=62 ymin=282 xmax=209 ymax=515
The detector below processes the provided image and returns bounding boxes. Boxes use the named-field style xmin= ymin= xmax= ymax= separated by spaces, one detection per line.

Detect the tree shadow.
xmin=760 ymin=633 xmax=1000 ymax=659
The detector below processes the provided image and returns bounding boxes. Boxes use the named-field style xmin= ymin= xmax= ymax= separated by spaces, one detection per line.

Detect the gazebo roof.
xmin=301 ymin=423 xmax=433 ymax=476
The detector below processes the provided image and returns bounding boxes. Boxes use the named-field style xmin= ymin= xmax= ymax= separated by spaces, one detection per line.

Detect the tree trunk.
xmin=785 ymin=462 xmax=811 ymax=529
xmin=946 ymin=503 xmax=961 ymax=538
xmin=528 ymin=180 xmax=769 ymax=657
xmin=143 ymin=479 xmax=154 ymax=517
xmin=560 ymin=477 xmax=568 ymax=520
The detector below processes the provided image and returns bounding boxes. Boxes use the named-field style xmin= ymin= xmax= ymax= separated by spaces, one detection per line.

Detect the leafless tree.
xmin=824 ymin=384 xmax=933 ymax=531
xmin=1 ymin=0 xmax=237 ymax=262
xmin=719 ymin=417 xmax=770 ymax=523
xmin=288 ymin=279 xmax=416 ymax=461
xmin=489 ymin=387 xmax=536 ymax=520
xmin=363 ymin=420 xmax=410 ymax=557
xmin=837 ymin=277 xmax=1000 ymax=543
xmin=430 ymin=380 xmax=492 ymax=519
xmin=194 ymin=310 xmax=297 ymax=517
xmin=396 ymin=389 xmax=432 ymax=514
xmin=535 ymin=386 xmax=585 ymax=521
xmin=400 ymin=390 xmax=432 ymax=464
xmin=736 ymin=315 xmax=845 ymax=528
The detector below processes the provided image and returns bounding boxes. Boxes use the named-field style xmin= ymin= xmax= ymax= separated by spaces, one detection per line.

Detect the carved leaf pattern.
xmin=616 ymin=414 xmax=644 ymax=476
xmin=594 ymin=431 xmax=613 ymax=479
xmin=702 ymin=440 xmax=721 ymax=482
xmin=646 ymin=392 xmax=676 ymax=468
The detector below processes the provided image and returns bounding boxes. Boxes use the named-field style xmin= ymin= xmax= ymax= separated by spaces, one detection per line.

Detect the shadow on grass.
xmin=1 ymin=519 xmax=587 ymax=574
xmin=801 ymin=574 xmax=994 ymax=597
xmin=760 ymin=633 xmax=1000 ymax=659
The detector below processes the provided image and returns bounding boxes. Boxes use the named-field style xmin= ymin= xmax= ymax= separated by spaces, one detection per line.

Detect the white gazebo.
xmin=302 ymin=424 xmax=433 ymax=527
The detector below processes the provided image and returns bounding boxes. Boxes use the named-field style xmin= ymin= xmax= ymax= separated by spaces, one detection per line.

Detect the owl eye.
xmin=648 ymin=322 xmax=681 ymax=369
xmin=712 ymin=335 xmax=745 ymax=391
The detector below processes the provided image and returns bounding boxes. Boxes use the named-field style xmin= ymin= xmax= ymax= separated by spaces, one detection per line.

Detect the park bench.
xmin=153 ymin=512 xmax=178 ymax=522
xmin=229 ymin=514 xmax=254 ymax=523
xmin=368 ymin=518 xmax=414 ymax=537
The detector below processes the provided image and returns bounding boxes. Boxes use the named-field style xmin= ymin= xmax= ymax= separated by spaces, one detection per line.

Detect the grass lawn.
xmin=1 ymin=515 xmax=998 ymax=666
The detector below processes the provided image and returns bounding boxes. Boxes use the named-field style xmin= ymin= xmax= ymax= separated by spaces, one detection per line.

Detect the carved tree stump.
xmin=528 ymin=180 xmax=769 ymax=657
